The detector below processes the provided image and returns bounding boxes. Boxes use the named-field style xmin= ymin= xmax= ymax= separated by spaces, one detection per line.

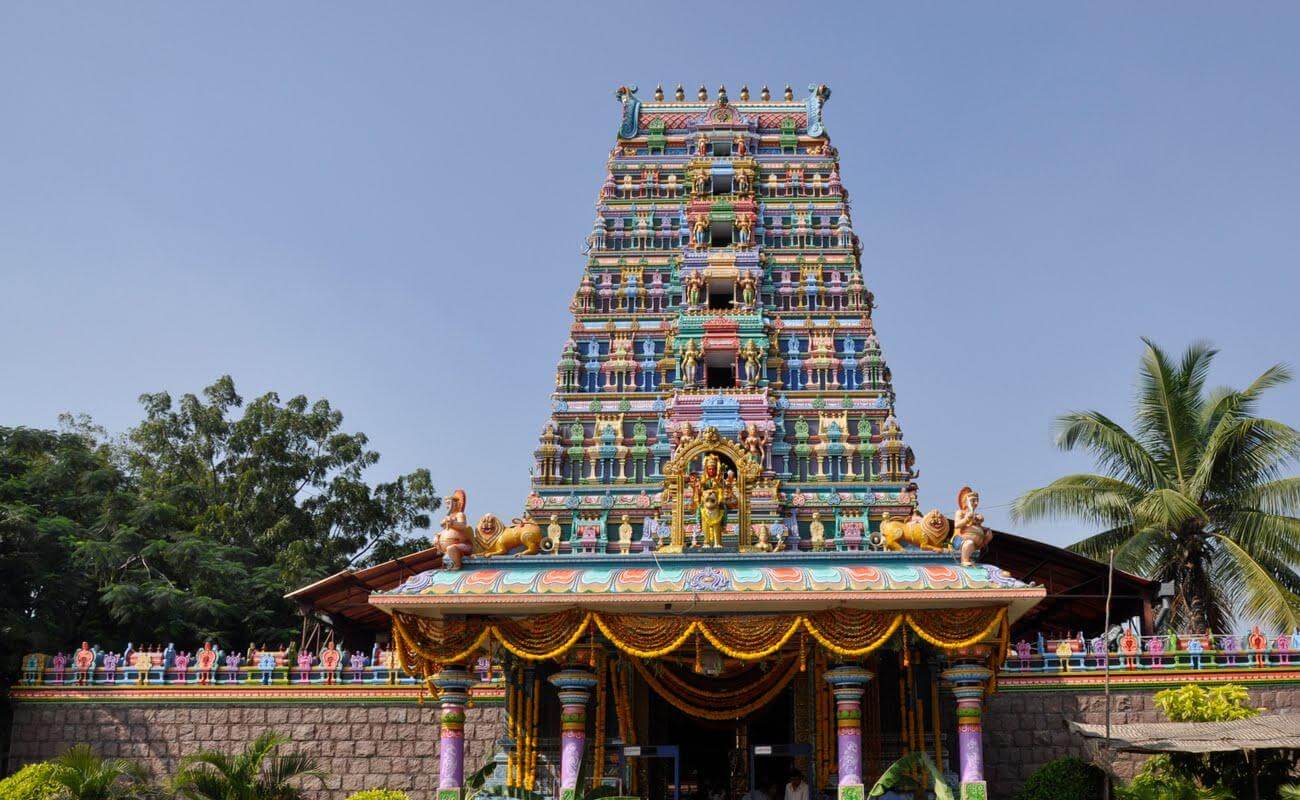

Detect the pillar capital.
xmin=433 ymin=666 xmax=476 ymax=706
xmin=548 ymin=667 xmax=598 ymax=706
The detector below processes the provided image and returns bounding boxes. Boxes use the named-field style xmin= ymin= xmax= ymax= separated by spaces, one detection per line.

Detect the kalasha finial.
xmin=783 ymin=85 xmax=794 ymax=101
xmin=698 ymin=85 xmax=708 ymax=101
xmin=654 ymin=84 xmax=664 ymax=101
xmin=675 ymin=84 xmax=685 ymax=101
xmin=761 ymin=85 xmax=771 ymax=101
xmin=717 ymin=84 xmax=728 ymax=104
xmin=740 ymin=85 xmax=750 ymax=101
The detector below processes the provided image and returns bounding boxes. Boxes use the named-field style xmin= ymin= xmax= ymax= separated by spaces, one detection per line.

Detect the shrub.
xmin=1153 ymin=684 xmax=1260 ymax=722
xmin=344 ymin=792 xmax=412 ymax=800
xmin=0 ymin=763 xmax=68 ymax=800
xmin=1013 ymin=757 xmax=1105 ymax=800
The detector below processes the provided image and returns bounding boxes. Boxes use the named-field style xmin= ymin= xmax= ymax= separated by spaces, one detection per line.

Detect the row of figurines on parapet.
xmin=1003 ymin=627 xmax=1300 ymax=673
xmin=534 ymin=416 xmax=911 ymax=482
xmin=18 ymin=644 xmax=500 ymax=687
xmin=430 ymin=487 xmax=990 ymax=569
xmin=599 ymin=161 xmax=846 ymax=201
xmin=588 ymin=219 xmax=856 ymax=253
xmin=571 ymin=266 xmax=872 ymax=314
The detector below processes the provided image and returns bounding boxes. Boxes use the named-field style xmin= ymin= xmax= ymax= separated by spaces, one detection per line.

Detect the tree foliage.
xmin=171 ymin=731 xmax=323 ymax=800
xmin=1153 ymin=684 xmax=1260 ymax=722
xmin=1013 ymin=757 xmax=1104 ymax=800
xmin=1 ymin=376 xmax=438 ymax=663
xmin=1013 ymin=339 xmax=1300 ymax=630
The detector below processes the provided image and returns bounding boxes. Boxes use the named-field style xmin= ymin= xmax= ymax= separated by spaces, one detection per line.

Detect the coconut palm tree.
xmin=171 ymin=731 xmax=323 ymax=800
xmin=52 ymin=744 xmax=153 ymax=800
xmin=1013 ymin=339 xmax=1300 ymax=631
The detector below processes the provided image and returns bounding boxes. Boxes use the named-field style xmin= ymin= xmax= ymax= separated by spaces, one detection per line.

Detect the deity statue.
xmin=741 ymin=423 xmax=769 ymax=464
xmin=679 ymin=339 xmax=701 ymax=387
xmin=673 ymin=421 xmax=697 ymax=449
xmin=809 ymin=512 xmax=826 ymax=551
xmin=692 ymin=215 xmax=709 ymax=249
xmin=952 ymin=486 xmax=993 ymax=566
xmin=547 ymin=514 xmax=563 ymax=553
xmin=73 ymin=642 xmax=95 ymax=685
xmin=742 ymin=339 xmax=763 ymax=386
xmin=617 ymin=514 xmax=634 ymax=554
xmin=690 ymin=453 xmax=736 ymax=549
xmin=734 ymin=134 xmax=747 ymax=157
xmin=752 ymin=523 xmax=773 ymax=552
xmin=433 ymin=489 xmax=476 ymax=570
xmin=738 ymin=270 xmax=758 ymax=308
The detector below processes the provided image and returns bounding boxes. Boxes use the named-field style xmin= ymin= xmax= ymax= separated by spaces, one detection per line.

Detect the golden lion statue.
xmin=880 ymin=509 xmax=951 ymax=552
xmin=475 ymin=513 xmax=545 ymax=557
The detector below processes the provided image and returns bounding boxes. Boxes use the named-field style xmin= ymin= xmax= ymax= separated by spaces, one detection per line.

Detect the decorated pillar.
xmin=433 ymin=667 xmax=477 ymax=800
xmin=824 ymin=665 xmax=874 ymax=800
xmin=940 ymin=660 xmax=993 ymax=800
xmin=549 ymin=667 xmax=598 ymax=800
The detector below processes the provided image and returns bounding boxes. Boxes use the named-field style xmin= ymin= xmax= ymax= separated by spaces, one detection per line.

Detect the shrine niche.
xmin=659 ymin=426 xmax=762 ymax=552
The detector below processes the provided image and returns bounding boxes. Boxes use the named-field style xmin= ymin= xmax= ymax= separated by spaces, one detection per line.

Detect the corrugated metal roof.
xmin=1069 ymin=715 xmax=1300 ymax=753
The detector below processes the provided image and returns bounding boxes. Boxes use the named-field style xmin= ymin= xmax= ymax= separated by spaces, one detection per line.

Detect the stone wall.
xmin=984 ymin=685 xmax=1300 ymax=798
xmin=7 ymin=703 xmax=506 ymax=799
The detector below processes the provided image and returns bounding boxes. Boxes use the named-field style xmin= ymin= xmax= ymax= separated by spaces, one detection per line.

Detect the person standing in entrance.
xmin=784 ymin=770 xmax=808 ymax=800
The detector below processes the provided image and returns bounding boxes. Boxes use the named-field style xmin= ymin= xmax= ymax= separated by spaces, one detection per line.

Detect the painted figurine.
xmin=433 ymin=489 xmax=476 ymax=570
xmin=952 ymin=486 xmax=992 ymax=566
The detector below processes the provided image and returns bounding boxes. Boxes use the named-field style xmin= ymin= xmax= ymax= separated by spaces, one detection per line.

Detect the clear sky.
xmin=3 ymin=3 xmax=1298 ymax=548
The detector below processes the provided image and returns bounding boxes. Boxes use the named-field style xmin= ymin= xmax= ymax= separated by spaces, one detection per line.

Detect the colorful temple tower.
xmin=527 ymin=83 xmax=916 ymax=555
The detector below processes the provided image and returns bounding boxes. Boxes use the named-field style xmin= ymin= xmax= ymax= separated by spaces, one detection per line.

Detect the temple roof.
xmin=367 ymin=551 xmax=1044 ymax=620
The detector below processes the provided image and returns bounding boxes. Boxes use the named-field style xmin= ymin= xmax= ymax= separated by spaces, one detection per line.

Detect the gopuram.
xmin=16 ymin=83 xmax=1300 ymax=800
xmin=373 ymin=83 xmax=1041 ymax=800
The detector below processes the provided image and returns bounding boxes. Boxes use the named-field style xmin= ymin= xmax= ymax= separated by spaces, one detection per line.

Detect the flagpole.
xmin=1102 ymin=548 xmax=1115 ymax=800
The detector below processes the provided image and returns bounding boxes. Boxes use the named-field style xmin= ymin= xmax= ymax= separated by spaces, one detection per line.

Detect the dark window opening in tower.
xmin=711 ymin=173 xmax=733 ymax=195
xmin=708 ymin=279 xmax=734 ymax=310
xmin=711 ymin=140 xmax=732 ymax=157
xmin=705 ymin=365 xmax=735 ymax=389
xmin=710 ymin=221 xmax=733 ymax=248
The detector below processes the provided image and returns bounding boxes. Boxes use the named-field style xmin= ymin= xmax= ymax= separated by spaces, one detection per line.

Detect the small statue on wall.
xmin=679 ymin=340 xmax=701 ymax=387
xmin=952 ymin=486 xmax=993 ymax=566
xmin=809 ymin=512 xmax=826 ymax=551
xmin=741 ymin=423 xmax=769 ymax=464
xmin=547 ymin=514 xmax=563 ymax=553
xmin=617 ymin=514 xmax=635 ymax=554
xmin=433 ymin=489 xmax=476 ymax=570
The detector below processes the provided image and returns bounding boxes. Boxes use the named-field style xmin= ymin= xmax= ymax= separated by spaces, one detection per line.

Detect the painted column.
xmin=940 ymin=661 xmax=993 ymax=800
xmin=433 ymin=667 xmax=477 ymax=800
xmin=548 ymin=668 xmax=598 ymax=800
xmin=824 ymin=665 xmax=874 ymax=800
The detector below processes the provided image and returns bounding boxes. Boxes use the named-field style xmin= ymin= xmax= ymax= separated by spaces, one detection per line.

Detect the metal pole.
xmin=1103 ymin=548 xmax=1115 ymax=800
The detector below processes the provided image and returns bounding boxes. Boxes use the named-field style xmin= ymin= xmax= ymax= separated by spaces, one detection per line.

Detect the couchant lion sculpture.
xmin=880 ymin=509 xmax=951 ymax=552
xmin=475 ymin=513 xmax=546 ymax=557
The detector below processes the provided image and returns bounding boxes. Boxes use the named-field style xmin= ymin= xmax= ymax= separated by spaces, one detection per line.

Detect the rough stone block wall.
xmin=983 ymin=685 xmax=1300 ymax=798
xmin=7 ymin=704 xmax=506 ymax=800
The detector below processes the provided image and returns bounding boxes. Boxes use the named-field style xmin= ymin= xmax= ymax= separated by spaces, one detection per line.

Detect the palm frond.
xmin=1194 ymin=416 xmax=1300 ymax=502
xmin=1238 ymin=476 xmax=1300 ymax=516
xmin=1212 ymin=534 xmax=1300 ymax=630
xmin=1012 ymin=473 xmax=1142 ymax=526
xmin=1053 ymin=411 xmax=1169 ymax=490
xmin=1067 ymin=525 xmax=1140 ymax=561
xmin=1133 ymin=489 xmax=1206 ymax=532
xmin=1219 ymin=509 xmax=1300 ymax=566
xmin=1134 ymin=338 xmax=1207 ymax=490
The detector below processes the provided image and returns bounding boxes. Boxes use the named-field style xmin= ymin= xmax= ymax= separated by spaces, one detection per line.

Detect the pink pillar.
xmin=548 ymin=668 xmax=598 ymax=800
xmin=941 ymin=662 xmax=993 ymax=800
xmin=433 ymin=667 xmax=476 ymax=800
xmin=825 ymin=665 xmax=874 ymax=799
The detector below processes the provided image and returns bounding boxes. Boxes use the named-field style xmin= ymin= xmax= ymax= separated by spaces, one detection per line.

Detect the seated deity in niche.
xmin=689 ymin=452 xmax=736 ymax=549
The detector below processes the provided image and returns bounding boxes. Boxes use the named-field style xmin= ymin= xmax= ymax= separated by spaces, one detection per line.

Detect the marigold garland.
xmin=630 ymin=653 xmax=800 ymax=720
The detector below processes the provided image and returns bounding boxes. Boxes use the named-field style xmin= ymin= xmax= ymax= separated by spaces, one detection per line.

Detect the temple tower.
xmin=527 ymin=83 xmax=917 ymax=552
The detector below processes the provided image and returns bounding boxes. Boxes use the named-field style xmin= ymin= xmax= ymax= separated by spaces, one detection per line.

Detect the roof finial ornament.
xmin=761 ymin=85 xmax=771 ymax=101
xmin=675 ymin=84 xmax=685 ymax=101
xmin=654 ymin=84 xmax=664 ymax=101
xmin=698 ymin=85 xmax=708 ymax=101
xmin=740 ymin=85 xmax=749 ymax=101
xmin=717 ymin=84 xmax=728 ymax=104
xmin=783 ymin=85 xmax=794 ymax=101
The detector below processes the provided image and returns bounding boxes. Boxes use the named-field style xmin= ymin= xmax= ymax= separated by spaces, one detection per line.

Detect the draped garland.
xmin=629 ymin=653 xmax=801 ymax=720
xmin=391 ymin=607 xmax=1008 ymax=679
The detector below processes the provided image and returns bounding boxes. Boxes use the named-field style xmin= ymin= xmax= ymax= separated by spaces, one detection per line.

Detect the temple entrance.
xmin=642 ymin=673 xmax=795 ymax=800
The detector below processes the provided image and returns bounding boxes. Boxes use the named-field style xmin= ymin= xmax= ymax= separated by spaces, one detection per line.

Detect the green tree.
xmin=78 ymin=376 xmax=438 ymax=645
xmin=51 ymin=744 xmax=153 ymax=800
xmin=0 ymin=421 xmax=134 ymax=669
xmin=171 ymin=731 xmax=323 ymax=800
xmin=1013 ymin=340 xmax=1300 ymax=630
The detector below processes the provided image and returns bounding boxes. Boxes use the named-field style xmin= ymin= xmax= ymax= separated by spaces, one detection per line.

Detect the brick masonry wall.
xmin=7 ymin=703 xmax=506 ymax=799
xmin=983 ymin=685 xmax=1300 ymax=798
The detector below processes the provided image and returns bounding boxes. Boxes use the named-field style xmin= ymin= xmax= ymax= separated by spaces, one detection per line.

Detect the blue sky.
xmin=2 ymin=3 xmax=1298 ymax=548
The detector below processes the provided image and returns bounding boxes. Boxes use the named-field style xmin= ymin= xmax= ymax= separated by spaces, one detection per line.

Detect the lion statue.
xmin=474 ymin=513 xmax=546 ymax=557
xmin=880 ymin=509 xmax=951 ymax=552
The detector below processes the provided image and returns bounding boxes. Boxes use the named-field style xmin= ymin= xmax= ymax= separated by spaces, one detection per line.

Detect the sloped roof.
xmin=1069 ymin=715 xmax=1300 ymax=753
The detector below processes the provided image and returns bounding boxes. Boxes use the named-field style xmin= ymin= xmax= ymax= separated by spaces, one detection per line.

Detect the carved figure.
xmin=195 ymin=642 xmax=218 ymax=685
xmin=617 ymin=514 xmax=634 ymax=554
xmin=475 ymin=513 xmax=545 ymax=557
xmin=73 ymin=642 xmax=95 ymax=686
xmin=320 ymin=642 xmax=341 ymax=684
xmin=952 ymin=486 xmax=992 ymax=566
xmin=880 ymin=509 xmax=951 ymax=552
xmin=690 ymin=453 xmax=734 ymax=549
xmin=809 ymin=513 xmax=826 ymax=550
xmin=433 ymin=489 xmax=476 ymax=570
xmin=679 ymin=339 xmax=700 ymax=387
xmin=741 ymin=423 xmax=769 ymax=464
xmin=753 ymin=523 xmax=773 ymax=552
xmin=547 ymin=514 xmax=563 ymax=553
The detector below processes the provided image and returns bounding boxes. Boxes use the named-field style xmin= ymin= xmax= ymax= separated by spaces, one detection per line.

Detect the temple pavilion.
xmin=288 ymin=83 xmax=1154 ymax=800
